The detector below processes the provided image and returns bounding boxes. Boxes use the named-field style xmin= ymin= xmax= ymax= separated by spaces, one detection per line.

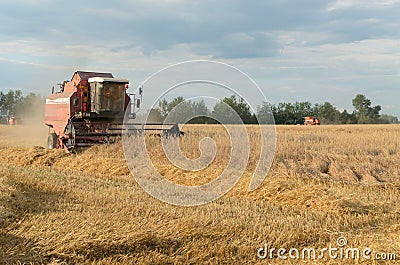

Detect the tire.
xmin=47 ymin=133 xmax=58 ymax=149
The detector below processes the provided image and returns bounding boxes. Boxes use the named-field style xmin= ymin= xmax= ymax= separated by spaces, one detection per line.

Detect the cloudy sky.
xmin=0 ymin=0 xmax=399 ymax=116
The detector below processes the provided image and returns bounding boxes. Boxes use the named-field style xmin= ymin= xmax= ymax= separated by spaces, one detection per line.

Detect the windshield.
xmin=100 ymin=83 xmax=125 ymax=112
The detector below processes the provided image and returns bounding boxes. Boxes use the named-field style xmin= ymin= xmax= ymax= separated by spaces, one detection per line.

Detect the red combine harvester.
xmin=304 ymin=116 xmax=321 ymax=125
xmin=45 ymin=71 xmax=181 ymax=151
xmin=8 ymin=115 xmax=21 ymax=125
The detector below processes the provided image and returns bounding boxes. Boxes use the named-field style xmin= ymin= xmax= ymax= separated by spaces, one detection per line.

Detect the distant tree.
xmin=338 ymin=109 xmax=357 ymax=124
xmin=158 ymin=96 xmax=186 ymax=120
xmin=314 ymin=102 xmax=341 ymax=124
xmin=0 ymin=90 xmax=44 ymax=123
xmin=225 ymin=95 xmax=253 ymax=123
xmin=146 ymin=108 xmax=164 ymax=123
xmin=2 ymin=90 xmax=15 ymax=116
xmin=275 ymin=102 xmax=295 ymax=124
xmin=165 ymin=99 xmax=194 ymax=123
xmin=17 ymin=92 xmax=44 ymax=119
xmin=269 ymin=102 xmax=313 ymax=124
xmin=0 ymin=90 xmax=23 ymax=117
xmin=189 ymin=100 xmax=212 ymax=124
xmin=0 ymin=91 xmax=5 ymax=116
xmin=158 ymin=96 xmax=186 ymax=118
xmin=158 ymin=98 xmax=169 ymax=118
xmin=213 ymin=95 xmax=253 ymax=124
xmin=379 ymin=114 xmax=399 ymax=124
xmin=294 ymin=102 xmax=313 ymax=120
xmin=369 ymin=105 xmax=381 ymax=121
xmin=256 ymin=101 xmax=275 ymax=124
xmin=146 ymin=93 xmax=394 ymax=125
xmin=155 ymin=97 xmax=213 ymax=124
xmin=212 ymin=99 xmax=238 ymax=124
xmin=352 ymin=94 xmax=381 ymax=123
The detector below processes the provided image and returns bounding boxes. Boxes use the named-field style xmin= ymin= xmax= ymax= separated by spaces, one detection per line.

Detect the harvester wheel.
xmin=47 ymin=133 xmax=58 ymax=149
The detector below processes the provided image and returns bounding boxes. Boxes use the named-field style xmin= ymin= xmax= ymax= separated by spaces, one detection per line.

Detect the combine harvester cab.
xmin=45 ymin=71 xmax=182 ymax=151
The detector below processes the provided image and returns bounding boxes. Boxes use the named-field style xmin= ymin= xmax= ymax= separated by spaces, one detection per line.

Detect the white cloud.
xmin=327 ymin=0 xmax=400 ymax=11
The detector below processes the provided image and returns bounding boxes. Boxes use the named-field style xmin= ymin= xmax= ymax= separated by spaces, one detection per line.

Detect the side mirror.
xmin=139 ymin=87 xmax=143 ymax=95
xmin=51 ymin=86 xmax=54 ymax=94
xmin=136 ymin=99 xmax=141 ymax=108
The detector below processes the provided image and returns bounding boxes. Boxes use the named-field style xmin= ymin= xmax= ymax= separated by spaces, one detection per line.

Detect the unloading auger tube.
xmin=44 ymin=71 xmax=183 ymax=151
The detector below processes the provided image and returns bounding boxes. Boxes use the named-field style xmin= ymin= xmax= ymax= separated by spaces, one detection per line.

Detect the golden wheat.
xmin=0 ymin=124 xmax=399 ymax=264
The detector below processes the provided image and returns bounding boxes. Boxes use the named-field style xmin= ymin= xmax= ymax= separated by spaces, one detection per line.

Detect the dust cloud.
xmin=0 ymin=99 xmax=48 ymax=148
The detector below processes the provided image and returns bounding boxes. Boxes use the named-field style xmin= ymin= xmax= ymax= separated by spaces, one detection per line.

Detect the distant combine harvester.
xmin=8 ymin=115 xmax=22 ymax=125
xmin=304 ymin=116 xmax=321 ymax=125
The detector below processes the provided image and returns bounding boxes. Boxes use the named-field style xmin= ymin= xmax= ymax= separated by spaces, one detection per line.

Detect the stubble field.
xmin=0 ymin=124 xmax=399 ymax=264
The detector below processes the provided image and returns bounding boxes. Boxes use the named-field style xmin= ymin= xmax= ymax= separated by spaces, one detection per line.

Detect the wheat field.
xmin=0 ymin=124 xmax=399 ymax=264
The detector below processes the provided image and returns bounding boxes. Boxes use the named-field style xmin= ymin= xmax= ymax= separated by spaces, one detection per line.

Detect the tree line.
xmin=0 ymin=90 xmax=44 ymax=123
xmin=0 ymin=89 xmax=398 ymax=125
xmin=145 ymin=94 xmax=398 ymax=124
